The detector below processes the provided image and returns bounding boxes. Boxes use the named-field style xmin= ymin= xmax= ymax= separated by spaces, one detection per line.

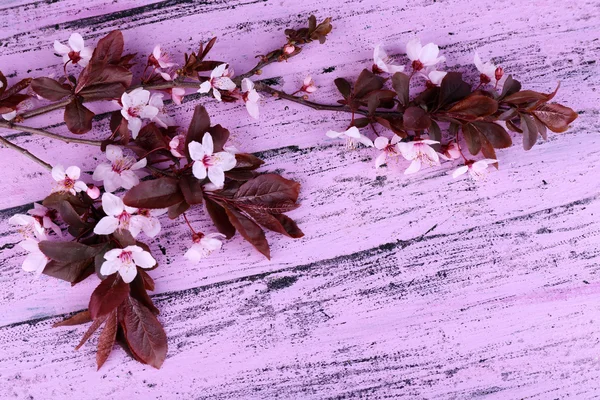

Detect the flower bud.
xmin=283 ymin=44 xmax=295 ymax=55
xmin=495 ymin=67 xmax=504 ymax=82
xmin=86 ymin=185 xmax=100 ymax=200
xmin=479 ymin=73 xmax=491 ymax=85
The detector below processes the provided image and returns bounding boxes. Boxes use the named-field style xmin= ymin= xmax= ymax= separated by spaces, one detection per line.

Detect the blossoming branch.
xmin=0 ymin=14 xmax=577 ymax=370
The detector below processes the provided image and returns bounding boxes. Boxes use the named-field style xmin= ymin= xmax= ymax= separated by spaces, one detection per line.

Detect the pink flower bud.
xmin=495 ymin=67 xmax=504 ymax=82
xmin=86 ymin=185 xmax=100 ymax=200
xmin=283 ymin=44 xmax=295 ymax=55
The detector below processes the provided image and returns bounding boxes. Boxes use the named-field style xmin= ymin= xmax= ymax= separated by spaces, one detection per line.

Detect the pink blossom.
xmin=169 ymin=134 xmax=187 ymax=158
xmin=301 ymin=76 xmax=317 ymax=93
xmin=149 ymin=45 xmax=175 ymax=70
xmin=241 ymin=78 xmax=260 ymax=119
xmin=397 ymin=139 xmax=440 ymax=174
xmin=189 ymin=133 xmax=237 ymax=188
xmin=53 ymin=33 xmax=93 ymax=67
xmin=198 ymin=64 xmax=236 ymax=102
xmin=27 ymin=203 xmax=61 ymax=237
xmin=120 ymin=88 xmax=159 ymax=139
xmin=93 ymin=145 xmax=146 ymax=192
xmin=326 ymin=126 xmax=374 ymax=149
xmin=93 ymin=193 xmax=139 ymax=236
xmin=373 ymin=44 xmax=405 ymax=74
xmin=51 ymin=165 xmax=88 ymax=195
xmin=452 ymin=159 xmax=498 ymax=180
xmin=159 ymin=72 xmax=185 ymax=105
xmin=100 ymin=245 xmax=155 ymax=283
xmin=406 ymin=38 xmax=445 ymax=71
xmin=9 ymin=214 xmax=47 ymax=240
xmin=185 ymin=233 xmax=226 ymax=262
xmin=19 ymin=239 xmax=49 ymax=276
xmin=373 ymin=135 xmax=401 ymax=168
xmin=438 ymin=142 xmax=461 ymax=161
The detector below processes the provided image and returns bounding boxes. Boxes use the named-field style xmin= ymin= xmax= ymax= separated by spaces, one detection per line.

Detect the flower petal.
xmin=188 ymin=141 xmax=205 ymax=161
xmin=131 ymin=157 xmax=147 ymax=171
xmin=68 ymin=33 xmax=85 ymax=52
xmin=375 ymin=152 xmax=387 ymax=168
xmin=51 ymin=165 xmax=66 ymax=182
xmin=404 ymin=159 xmax=422 ymax=174
xmin=207 ymin=167 xmax=225 ymax=188
xmin=419 ymin=43 xmax=441 ymax=65
xmin=192 ymin=161 xmax=207 ymax=180
xmin=22 ymin=252 xmax=47 ymax=274
xmin=100 ymin=259 xmax=119 ymax=276
xmin=93 ymin=216 xmax=119 ymax=235
xmin=74 ymin=180 xmax=88 ymax=193
xmin=405 ymin=38 xmax=422 ymax=61
xmin=452 ymin=165 xmax=469 ymax=178
xmin=374 ymin=136 xmax=389 ymax=150
xmin=65 ymin=165 xmax=81 ymax=180
xmin=132 ymin=250 xmax=156 ymax=269
xmin=119 ymin=170 xmax=140 ymax=190
xmin=101 ymin=192 xmax=124 ymax=216
xmin=201 ymin=132 xmax=214 ymax=155
xmin=119 ymin=265 xmax=138 ymax=283
xmin=198 ymin=81 xmax=211 ymax=94
xmin=53 ymin=40 xmax=70 ymax=55
xmin=105 ymin=145 xmax=123 ymax=162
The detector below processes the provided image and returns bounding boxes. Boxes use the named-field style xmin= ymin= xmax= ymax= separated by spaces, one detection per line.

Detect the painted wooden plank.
xmin=0 ymin=0 xmax=599 ymax=398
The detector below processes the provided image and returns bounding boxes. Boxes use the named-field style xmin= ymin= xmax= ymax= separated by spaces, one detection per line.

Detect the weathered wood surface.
xmin=1 ymin=0 xmax=599 ymax=398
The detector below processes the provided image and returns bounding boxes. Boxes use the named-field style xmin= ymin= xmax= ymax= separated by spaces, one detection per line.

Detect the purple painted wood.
xmin=1 ymin=0 xmax=599 ymax=398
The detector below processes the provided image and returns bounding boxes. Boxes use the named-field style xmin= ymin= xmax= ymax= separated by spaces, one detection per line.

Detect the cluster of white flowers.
xmin=324 ymin=38 xmax=505 ymax=181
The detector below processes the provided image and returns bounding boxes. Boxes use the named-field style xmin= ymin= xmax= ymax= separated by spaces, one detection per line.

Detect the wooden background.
xmin=1 ymin=0 xmax=599 ymax=398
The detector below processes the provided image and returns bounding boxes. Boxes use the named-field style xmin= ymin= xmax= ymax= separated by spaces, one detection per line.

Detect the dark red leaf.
xmin=447 ymin=95 xmax=498 ymax=119
xmin=403 ymin=106 xmax=431 ymax=131
xmin=78 ymin=82 xmax=127 ymax=101
xmin=334 ymin=78 xmax=351 ymax=99
xmin=58 ymin=200 xmax=86 ymax=229
xmin=521 ymin=114 xmax=539 ymax=151
xmin=120 ymin=296 xmax=168 ymax=369
xmin=130 ymin=274 xmax=159 ymax=315
xmin=91 ymin=30 xmax=125 ymax=65
xmin=391 ymin=72 xmax=410 ymax=106
xmin=167 ymin=201 xmax=190 ymax=220
xmin=207 ymin=124 xmax=230 ymax=153
xmin=224 ymin=206 xmax=270 ymax=259
xmin=0 ymin=93 xmax=30 ymax=114
xmin=123 ymin=177 xmax=184 ymax=209
xmin=469 ymin=121 xmax=512 ymax=149
xmin=233 ymin=174 xmax=300 ymax=212
xmin=234 ymin=153 xmax=264 ymax=170
xmin=96 ymin=311 xmax=118 ymax=370
xmin=53 ymin=310 xmax=92 ymax=327
xmin=0 ymin=71 xmax=6 ymax=97
xmin=438 ymin=72 xmax=471 ymax=107
xmin=532 ymin=103 xmax=578 ymax=133
xmin=204 ymin=197 xmax=236 ymax=238
xmin=499 ymin=75 xmax=521 ymax=99
xmin=30 ymin=77 xmax=71 ymax=101
xmin=365 ymin=89 xmax=396 ymax=115
xmin=135 ymin=122 xmax=169 ymax=153
xmin=479 ymin=135 xmax=498 ymax=169
xmin=178 ymin=175 xmax=204 ymax=205
xmin=245 ymin=209 xmax=304 ymax=238
xmin=461 ymin=124 xmax=482 ymax=155
xmin=353 ymin=69 xmax=385 ymax=98
xmin=89 ymin=275 xmax=130 ymax=320
xmin=39 ymin=241 xmax=101 ymax=263
xmin=64 ymin=98 xmax=94 ymax=134
xmin=185 ymin=105 xmax=211 ymax=157
xmin=139 ymin=269 xmax=155 ymax=291
xmin=75 ymin=314 xmax=108 ymax=350
xmin=43 ymin=258 xmax=94 ymax=283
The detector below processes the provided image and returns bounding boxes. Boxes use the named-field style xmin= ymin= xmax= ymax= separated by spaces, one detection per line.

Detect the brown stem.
xmin=254 ymin=82 xmax=403 ymax=118
xmin=0 ymin=135 xmax=52 ymax=170
xmin=0 ymin=122 xmax=104 ymax=146
xmin=21 ymin=98 xmax=73 ymax=119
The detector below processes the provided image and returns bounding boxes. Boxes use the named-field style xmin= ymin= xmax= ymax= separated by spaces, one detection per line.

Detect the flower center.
xmin=202 ymin=154 xmax=216 ymax=167
xmin=112 ymin=157 xmax=134 ymax=174
xmin=117 ymin=211 xmax=131 ymax=229
xmin=62 ymin=177 xmax=75 ymax=189
xmin=68 ymin=50 xmax=82 ymax=64
xmin=118 ymin=250 xmax=133 ymax=264
xmin=412 ymin=60 xmax=424 ymax=71
xmin=385 ymin=144 xmax=397 ymax=154
xmin=127 ymin=106 xmax=142 ymax=118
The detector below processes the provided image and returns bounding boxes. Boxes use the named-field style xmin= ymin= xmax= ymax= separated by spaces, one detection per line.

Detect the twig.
xmin=254 ymin=82 xmax=403 ymax=118
xmin=21 ymin=98 xmax=72 ymax=119
xmin=0 ymin=122 xmax=104 ymax=146
xmin=0 ymin=136 xmax=52 ymax=170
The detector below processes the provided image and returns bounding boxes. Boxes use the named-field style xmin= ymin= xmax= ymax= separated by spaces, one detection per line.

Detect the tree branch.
xmin=0 ymin=135 xmax=52 ymax=170
xmin=0 ymin=122 xmax=104 ymax=146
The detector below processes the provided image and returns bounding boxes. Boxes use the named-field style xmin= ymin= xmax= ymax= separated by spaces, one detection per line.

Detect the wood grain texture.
xmin=1 ymin=0 xmax=599 ymax=398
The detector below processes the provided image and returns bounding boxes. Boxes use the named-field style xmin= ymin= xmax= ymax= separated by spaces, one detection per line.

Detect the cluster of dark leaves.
xmin=178 ymin=37 xmax=224 ymax=79
xmin=257 ymin=15 xmax=333 ymax=64
xmin=37 ymin=189 xmax=164 ymax=369
xmin=334 ymin=70 xmax=578 ymax=160
xmin=122 ymin=105 xmax=304 ymax=259
xmin=30 ymin=30 xmax=134 ymax=134
xmin=0 ymin=71 xmax=32 ymax=117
